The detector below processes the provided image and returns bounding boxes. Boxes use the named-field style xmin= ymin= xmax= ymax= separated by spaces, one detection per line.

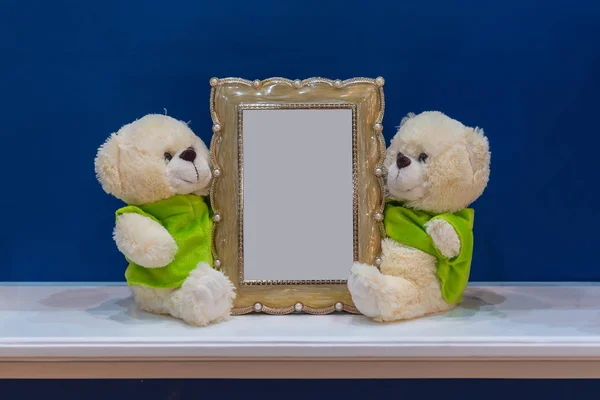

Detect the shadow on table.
xmin=86 ymin=296 xmax=169 ymax=324
xmin=444 ymin=287 xmax=507 ymax=319
xmin=38 ymin=287 xmax=170 ymax=325
xmin=39 ymin=288 xmax=114 ymax=310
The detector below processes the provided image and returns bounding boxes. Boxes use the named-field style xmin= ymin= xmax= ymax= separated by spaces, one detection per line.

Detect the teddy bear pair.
xmin=94 ymin=111 xmax=490 ymax=326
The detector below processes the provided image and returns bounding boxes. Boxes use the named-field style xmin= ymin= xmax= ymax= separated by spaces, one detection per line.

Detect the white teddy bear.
xmin=95 ymin=114 xmax=236 ymax=326
xmin=348 ymin=111 xmax=490 ymax=322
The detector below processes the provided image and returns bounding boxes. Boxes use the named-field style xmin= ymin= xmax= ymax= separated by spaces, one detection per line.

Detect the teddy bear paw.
xmin=348 ymin=262 xmax=425 ymax=322
xmin=169 ymin=262 xmax=236 ymax=326
xmin=113 ymin=213 xmax=178 ymax=268
xmin=424 ymin=219 xmax=461 ymax=259
xmin=347 ymin=263 xmax=384 ymax=318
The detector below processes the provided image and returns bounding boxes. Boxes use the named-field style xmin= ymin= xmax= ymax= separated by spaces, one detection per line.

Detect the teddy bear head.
xmin=384 ymin=111 xmax=490 ymax=214
xmin=94 ymin=114 xmax=212 ymax=205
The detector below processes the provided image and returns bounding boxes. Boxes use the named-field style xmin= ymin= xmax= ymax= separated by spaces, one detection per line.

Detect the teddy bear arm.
xmin=113 ymin=213 xmax=178 ymax=268
xmin=424 ymin=219 xmax=460 ymax=259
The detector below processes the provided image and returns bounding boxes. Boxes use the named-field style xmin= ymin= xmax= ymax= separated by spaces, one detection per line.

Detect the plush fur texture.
xmin=424 ymin=219 xmax=461 ymax=258
xmin=113 ymin=212 xmax=178 ymax=268
xmin=385 ymin=111 xmax=490 ymax=213
xmin=131 ymin=263 xmax=236 ymax=327
xmin=348 ymin=111 xmax=490 ymax=322
xmin=95 ymin=114 xmax=235 ymax=326
xmin=95 ymin=114 xmax=212 ymax=205
xmin=130 ymin=263 xmax=236 ymax=326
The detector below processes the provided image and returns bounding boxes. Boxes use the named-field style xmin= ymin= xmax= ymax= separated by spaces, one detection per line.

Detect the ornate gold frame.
xmin=209 ymin=77 xmax=386 ymax=315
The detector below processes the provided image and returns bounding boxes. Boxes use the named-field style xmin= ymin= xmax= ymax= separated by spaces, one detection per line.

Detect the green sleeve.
xmin=430 ymin=209 xmax=475 ymax=304
xmin=115 ymin=205 xmax=160 ymax=225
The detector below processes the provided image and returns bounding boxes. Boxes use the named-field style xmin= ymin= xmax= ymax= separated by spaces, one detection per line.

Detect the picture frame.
xmin=209 ymin=77 xmax=386 ymax=315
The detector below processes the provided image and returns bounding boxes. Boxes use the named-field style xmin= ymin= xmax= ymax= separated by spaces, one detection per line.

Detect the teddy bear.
xmin=94 ymin=113 xmax=236 ymax=326
xmin=347 ymin=111 xmax=490 ymax=322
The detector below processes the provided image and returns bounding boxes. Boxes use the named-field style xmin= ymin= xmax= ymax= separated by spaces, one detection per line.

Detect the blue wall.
xmin=1 ymin=0 xmax=599 ymax=282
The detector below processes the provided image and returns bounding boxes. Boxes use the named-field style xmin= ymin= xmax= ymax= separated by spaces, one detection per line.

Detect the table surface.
xmin=1 ymin=283 xmax=600 ymax=360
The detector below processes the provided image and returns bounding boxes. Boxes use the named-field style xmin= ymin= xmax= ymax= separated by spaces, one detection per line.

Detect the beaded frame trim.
xmin=237 ymin=103 xmax=357 ymax=286
xmin=209 ymin=77 xmax=386 ymax=315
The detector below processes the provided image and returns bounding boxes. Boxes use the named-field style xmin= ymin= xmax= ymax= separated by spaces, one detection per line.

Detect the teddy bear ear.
xmin=465 ymin=126 xmax=491 ymax=189
xmin=94 ymin=133 xmax=123 ymax=197
xmin=398 ymin=112 xmax=416 ymax=129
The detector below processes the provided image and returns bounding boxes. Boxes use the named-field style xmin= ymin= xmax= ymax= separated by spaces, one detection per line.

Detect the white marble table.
xmin=1 ymin=283 xmax=600 ymax=378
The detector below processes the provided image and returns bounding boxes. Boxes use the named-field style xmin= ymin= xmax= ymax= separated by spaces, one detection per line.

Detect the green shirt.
xmin=384 ymin=202 xmax=475 ymax=304
xmin=115 ymin=195 xmax=213 ymax=289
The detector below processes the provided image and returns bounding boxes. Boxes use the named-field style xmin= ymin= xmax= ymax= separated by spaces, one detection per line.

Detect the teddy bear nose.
xmin=179 ymin=148 xmax=196 ymax=162
xmin=396 ymin=152 xmax=411 ymax=169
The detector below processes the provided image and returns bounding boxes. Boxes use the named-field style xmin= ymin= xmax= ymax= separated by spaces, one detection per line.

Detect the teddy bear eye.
xmin=164 ymin=152 xmax=173 ymax=162
xmin=418 ymin=153 xmax=428 ymax=163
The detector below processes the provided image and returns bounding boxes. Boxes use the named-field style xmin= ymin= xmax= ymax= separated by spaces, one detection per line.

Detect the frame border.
xmin=209 ymin=77 xmax=386 ymax=315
